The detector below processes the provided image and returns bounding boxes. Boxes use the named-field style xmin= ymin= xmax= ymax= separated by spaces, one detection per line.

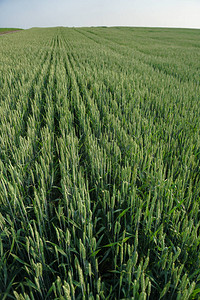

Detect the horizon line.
xmin=1 ymin=25 xmax=200 ymax=30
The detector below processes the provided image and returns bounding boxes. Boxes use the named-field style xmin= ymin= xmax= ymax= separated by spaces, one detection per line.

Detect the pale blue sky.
xmin=0 ymin=0 xmax=200 ymax=29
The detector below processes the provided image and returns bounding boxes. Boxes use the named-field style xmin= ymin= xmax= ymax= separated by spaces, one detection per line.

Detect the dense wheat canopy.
xmin=0 ymin=27 xmax=200 ymax=299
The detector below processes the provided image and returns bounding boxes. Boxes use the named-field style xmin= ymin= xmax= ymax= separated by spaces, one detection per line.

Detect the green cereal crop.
xmin=0 ymin=27 xmax=200 ymax=299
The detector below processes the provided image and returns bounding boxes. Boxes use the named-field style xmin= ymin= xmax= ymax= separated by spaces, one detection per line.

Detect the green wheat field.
xmin=0 ymin=28 xmax=22 ymax=34
xmin=0 ymin=27 xmax=200 ymax=299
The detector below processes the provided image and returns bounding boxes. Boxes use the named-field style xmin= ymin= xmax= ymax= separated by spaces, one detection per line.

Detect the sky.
xmin=0 ymin=0 xmax=200 ymax=29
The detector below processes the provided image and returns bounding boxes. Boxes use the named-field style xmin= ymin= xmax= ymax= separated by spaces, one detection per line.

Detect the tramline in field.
xmin=0 ymin=27 xmax=200 ymax=299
